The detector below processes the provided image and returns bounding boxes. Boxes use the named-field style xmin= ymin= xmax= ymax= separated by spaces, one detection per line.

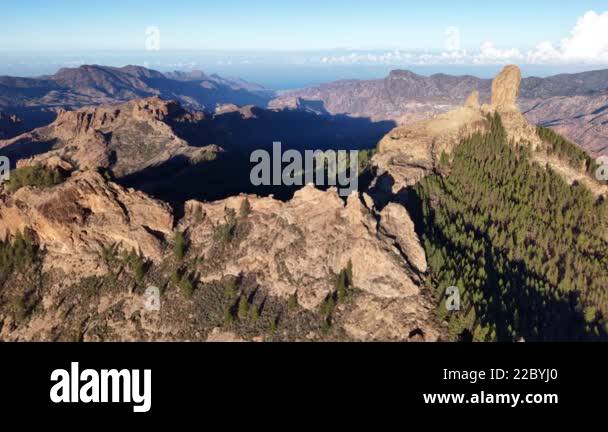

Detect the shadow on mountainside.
xmin=0 ymin=138 xmax=58 ymax=167
xmin=399 ymin=184 xmax=608 ymax=342
xmin=167 ymin=105 xmax=396 ymax=152
xmin=145 ymin=77 xmax=273 ymax=110
xmin=119 ymin=108 xmax=396 ymax=206
xmin=0 ymin=107 xmax=58 ymax=141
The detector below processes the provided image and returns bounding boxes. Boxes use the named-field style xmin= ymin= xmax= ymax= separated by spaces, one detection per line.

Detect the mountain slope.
xmin=522 ymin=93 xmax=608 ymax=156
xmin=0 ymin=97 xmax=220 ymax=178
xmin=271 ymin=68 xmax=608 ymax=156
xmin=0 ymin=169 xmax=443 ymax=342
xmin=0 ymin=65 xmax=605 ymax=342
xmin=369 ymin=65 xmax=608 ymax=341
xmin=0 ymin=65 xmax=275 ymax=139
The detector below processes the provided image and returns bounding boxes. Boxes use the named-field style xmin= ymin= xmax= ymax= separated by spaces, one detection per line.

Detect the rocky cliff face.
xmin=372 ymin=100 xmax=488 ymax=195
xmin=271 ymin=68 xmax=608 ymax=157
xmin=0 ymin=171 xmax=174 ymax=273
xmin=0 ymin=97 xmax=444 ymax=341
xmin=371 ymin=65 xmax=605 ymax=198
xmin=172 ymin=187 xmax=441 ymax=341
xmin=490 ymin=65 xmax=521 ymax=109
xmin=180 ymin=187 xmax=427 ymax=309
xmin=0 ymin=169 xmax=444 ymax=341
xmin=0 ymin=97 xmax=220 ymax=177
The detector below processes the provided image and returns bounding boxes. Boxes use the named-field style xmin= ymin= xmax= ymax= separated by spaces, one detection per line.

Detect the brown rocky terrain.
xmin=271 ymin=68 xmax=608 ymax=157
xmin=0 ymin=97 xmax=220 ymax=177
xmin=521 ymin=93 xmax=608 ymax=157
xmin=370 ymin=65 xmax=606 ymax=199
xmin=1 ymin=64 xmax=603 ymax=343
xmin=0 ymin=170 xmax=443 ymax=341
xmin=0 ymin=65 xmax=274 ymax=140
xmin=0 ymin=170 xmax=174 ymax=273
xmin=0 ymin=99 xmax=441 ymax=342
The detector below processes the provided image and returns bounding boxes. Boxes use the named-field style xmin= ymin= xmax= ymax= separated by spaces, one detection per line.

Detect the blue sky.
xmin=1 ymin=0 xmax=607 ymax=85
xmin=0 ymin=0 xmax=606 ymax=52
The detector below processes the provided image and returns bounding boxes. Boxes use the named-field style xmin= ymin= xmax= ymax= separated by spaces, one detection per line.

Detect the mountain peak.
xmin=491 ymin=65 xmax=522 ymax=110
xmin=388 ymin=69 xmax=424 ymax=81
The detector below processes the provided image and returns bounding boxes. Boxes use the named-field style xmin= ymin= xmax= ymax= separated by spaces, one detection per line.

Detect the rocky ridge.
xmin=271 ymin=68 xmax=608 ymax=157
xmin=370 ymin=65 xmax=600 ymax=199
xmin=0 ymin=97 xmax=220 ymax=177
xmin=0 ymin=169 xmax=443 ymax=341
xmin=3 ymin=65 xmax=599 ymax=342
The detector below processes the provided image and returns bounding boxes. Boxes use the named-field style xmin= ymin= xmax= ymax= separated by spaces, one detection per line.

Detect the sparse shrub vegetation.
xmin=99 ymin=242 xmax=120 ymax=269
xmin=319 ymin=294 xmax=336 ymax=318
xmin=179 ymin=274 xmax=195 ymax=298
xmin=0 ymin=231 xmax=40 ymax=284
xmin=10 ymin=295 xmax=27 ymax=323
xmin=237 ymin=296 xmax=249 ymax=320
xmin=336 ymin=271 xmax=347 ymax=302
xmin=222 ymin=276 xmax=238 ymax=297
xmin=213 ymin=207 xmax=237 ymax=244
xmin=250 ymin=304 xmax=260 ymax=323
xmin=7 ymin=165 xmax=66 ymax=193
xmin=170 ymin=269 xmax=182 ymax=287
xmin=288 ymin=292 xmax=298 ymax=310
xmin=223 ymin=306 xmax=234 ymax=326
xmin=239 ymin=198 xmax=251 ymax=218
xmin=124 ymin=249 xmax=148 ymax=286
xmin=173 ymin=231 xmax=187 ymax=261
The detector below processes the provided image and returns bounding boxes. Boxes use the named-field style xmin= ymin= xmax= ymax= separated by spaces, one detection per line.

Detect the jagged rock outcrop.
xmin=0 ymin=170 xmax=173 ymax=273
xmin=371 ymin=65 xmax=551 ymax=194
xmin=0 ymin=175 xmax=442 ymax=341
xmin=378 ymin=203 xmax=427 ymax=273
xmin=491 ymin=65 xmax=521 ymax=110
xmin=270 ymin=68 xmax=608 ymax=156
xmin=372 ymin=99 xmax=487 ymax=194
xmin=181 ymin=187 xmax=427 ymax=308
xmin=482 ymin=66 xmax=543 ymax=150
xmin=168 ymin=185 xmax=443 ymax=341
xmin=0 ymin=97 xmax=220 ymax=176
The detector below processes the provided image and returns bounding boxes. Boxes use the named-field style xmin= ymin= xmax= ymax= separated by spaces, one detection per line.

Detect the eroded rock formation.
xmin=0 ymin=170 xmax=173 ymax=274
xmin=0 ymin=97 xmax=220 ymax=177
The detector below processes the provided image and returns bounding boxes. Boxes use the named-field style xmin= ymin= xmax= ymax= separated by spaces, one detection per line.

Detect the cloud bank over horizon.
xmin=316 ymin=11 xmax=608 ymax=66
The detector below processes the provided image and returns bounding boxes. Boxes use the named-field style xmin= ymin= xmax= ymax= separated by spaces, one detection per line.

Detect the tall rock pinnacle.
xmin=491 ymin=65 xmax=522 ymax=110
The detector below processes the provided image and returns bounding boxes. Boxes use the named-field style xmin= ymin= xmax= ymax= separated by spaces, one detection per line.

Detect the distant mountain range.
xmin=0 ymin=65 xmax=275 ymax=135
xmin=1 ymin=65 xmax=607 ymax=156
xmin=271 ymin=69 xmax=608 ymax=156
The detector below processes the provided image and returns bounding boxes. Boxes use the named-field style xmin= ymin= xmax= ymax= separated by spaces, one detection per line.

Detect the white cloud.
xmin=473 ymin=41 xmax=523 ymax=64
xmin=527 ymin=11 xmax=608 ymax=63
xmin=307 ymin=10 xmax=608 ymax=66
